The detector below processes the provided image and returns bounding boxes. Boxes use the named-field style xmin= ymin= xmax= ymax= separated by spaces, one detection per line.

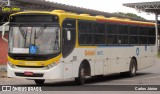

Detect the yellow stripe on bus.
xmin=8 ymin=54 xmax=62 ymax=66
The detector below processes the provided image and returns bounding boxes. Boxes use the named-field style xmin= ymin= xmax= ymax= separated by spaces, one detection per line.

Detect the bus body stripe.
xmin=96 ymin=19 xmax=154 ymax=26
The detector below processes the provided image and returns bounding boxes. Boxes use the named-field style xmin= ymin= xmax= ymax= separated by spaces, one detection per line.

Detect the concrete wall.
xmin=0 ymin=33 xmax=8 ymax=65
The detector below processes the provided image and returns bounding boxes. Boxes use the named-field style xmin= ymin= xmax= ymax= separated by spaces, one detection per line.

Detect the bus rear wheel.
xmin=121 ymin=59 xmax=137 ymax=77
xmin=75 ymin=64 xmax=86 ymax=85
xmin=34 ymin=79 xmax=45 ymax=85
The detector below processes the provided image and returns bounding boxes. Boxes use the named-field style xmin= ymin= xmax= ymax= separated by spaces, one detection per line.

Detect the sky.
xmin=46 ymin=0 xmax=158 ymax=20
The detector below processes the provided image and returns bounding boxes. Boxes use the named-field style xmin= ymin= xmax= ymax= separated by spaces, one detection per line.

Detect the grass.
xmin=157 ymin=52 xmax=160 ymax=58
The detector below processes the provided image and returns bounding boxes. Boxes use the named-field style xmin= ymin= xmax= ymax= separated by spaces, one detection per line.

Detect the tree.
xmin=114 ymin=12 xmax=145 ymax=20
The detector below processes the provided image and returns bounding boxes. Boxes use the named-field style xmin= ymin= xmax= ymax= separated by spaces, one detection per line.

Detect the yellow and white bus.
xmin=2 ymin=10 xmax=156 ymax=85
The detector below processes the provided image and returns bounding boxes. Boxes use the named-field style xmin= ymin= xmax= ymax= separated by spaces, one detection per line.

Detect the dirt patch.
xmin=0 ymin=71 xmax=7 ymax=78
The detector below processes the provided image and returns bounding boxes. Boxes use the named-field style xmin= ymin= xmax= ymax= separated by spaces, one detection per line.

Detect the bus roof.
xmin=10 ymin=10 xmax=155 ymax=26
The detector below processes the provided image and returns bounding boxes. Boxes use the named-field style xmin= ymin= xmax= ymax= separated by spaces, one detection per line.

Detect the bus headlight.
xmin=8 ymin=62 xmax=16 ymax=68
xmin=44 ymin=63 xmax=57 ymax=69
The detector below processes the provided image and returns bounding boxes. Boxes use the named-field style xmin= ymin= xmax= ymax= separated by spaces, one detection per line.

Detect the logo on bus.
xmin=97 ymin=51 xmax=103 ymax=55
xmin=29 ymin=45 xmax=37 ymax=54
xmin=85 ymin=50 xmax=95 ymax=56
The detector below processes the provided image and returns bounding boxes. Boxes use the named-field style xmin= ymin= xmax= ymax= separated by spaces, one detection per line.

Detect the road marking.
xmin=120 ymin=75 xmax=160 ymax=82
xmin=138 ymin=75 xmax=160 ymax=80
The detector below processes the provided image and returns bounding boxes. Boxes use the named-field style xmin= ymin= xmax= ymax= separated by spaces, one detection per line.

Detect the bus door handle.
xmin=116 ymin=57 xmax=119 ymax=59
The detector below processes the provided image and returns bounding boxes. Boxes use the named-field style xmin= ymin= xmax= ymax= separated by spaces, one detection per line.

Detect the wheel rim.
xmin=131 ymin=61 xmax=136 ymax=74
xmin=80 ymin=68 xmax=85 ymax=79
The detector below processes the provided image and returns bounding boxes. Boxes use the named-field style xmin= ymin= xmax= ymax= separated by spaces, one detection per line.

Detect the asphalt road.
xmin=0 ymin=58 xmax=160 ymax=94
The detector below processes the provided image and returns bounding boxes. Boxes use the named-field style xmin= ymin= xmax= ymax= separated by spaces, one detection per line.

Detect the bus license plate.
xmin=24 ymin=72 xmax=33 ymax=76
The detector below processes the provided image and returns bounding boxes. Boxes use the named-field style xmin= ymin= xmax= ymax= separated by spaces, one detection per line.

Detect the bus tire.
xmin=75 ymin=64 xmax=86 ymax=85
xmin=121 ymin=59 xmax=137 ymax=77
xmin=34 ymin=79 xmax=45 ymax=85
xmin=127 ymin=59 xmax=137 ymax=77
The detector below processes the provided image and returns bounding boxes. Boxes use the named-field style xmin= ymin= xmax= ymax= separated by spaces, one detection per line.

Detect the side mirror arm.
xmin=2 ymin=22 xmax=9 ymax=42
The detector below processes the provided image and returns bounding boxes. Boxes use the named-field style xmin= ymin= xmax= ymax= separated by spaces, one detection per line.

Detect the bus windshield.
xmin=9 ymin=25 xmax=60 ymax=54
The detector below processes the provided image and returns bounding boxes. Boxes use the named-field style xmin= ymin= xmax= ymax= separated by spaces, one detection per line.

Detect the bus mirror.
xmin=2 ymin=22 xmax=9 ymax=42
xmin=67 ymin=31 xmax=71 ymax=41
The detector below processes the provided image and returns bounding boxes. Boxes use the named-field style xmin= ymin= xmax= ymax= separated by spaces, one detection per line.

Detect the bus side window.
xmin=93 ymin=23 xmax=105 ymax=45
xmin=129 ymin=25 xmax=139 ymax=45
xmin=139 ymin=26 xmax=148 ymax=45
xmin=78 ymin=21 xmax=93 ymax=45
xmin=148 ymin=27 xmax=155 ymax=45
xmin=117 ymin=24 xmax=128 ymax=45
xmin=107 ymin=24 xmax=118 ymax=45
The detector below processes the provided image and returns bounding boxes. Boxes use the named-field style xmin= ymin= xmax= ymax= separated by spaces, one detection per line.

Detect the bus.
xmin=2 ymin=10 xmax=156 ymax=85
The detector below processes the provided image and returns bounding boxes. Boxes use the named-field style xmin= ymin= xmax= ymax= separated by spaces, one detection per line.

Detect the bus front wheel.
xmin=75 ymin=64 xmax=86 ymax=85
xmin=34 ymin=79 xmax=45 ymax=85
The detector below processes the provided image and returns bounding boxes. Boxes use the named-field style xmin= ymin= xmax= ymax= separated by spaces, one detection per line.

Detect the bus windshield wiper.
xmin=19 ymin=27 xmax=27 ymax=39
xmin=19 ymin=27 xmax=28 ymax=47
xmin=35 ymin=26 xmax=46 ymax=39
xmin=54 ymin=27 xmax=60 ymax=49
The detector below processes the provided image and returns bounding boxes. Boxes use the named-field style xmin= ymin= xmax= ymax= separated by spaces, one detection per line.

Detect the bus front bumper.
xmin=7 ymin=63 xmax=64 ymax=80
